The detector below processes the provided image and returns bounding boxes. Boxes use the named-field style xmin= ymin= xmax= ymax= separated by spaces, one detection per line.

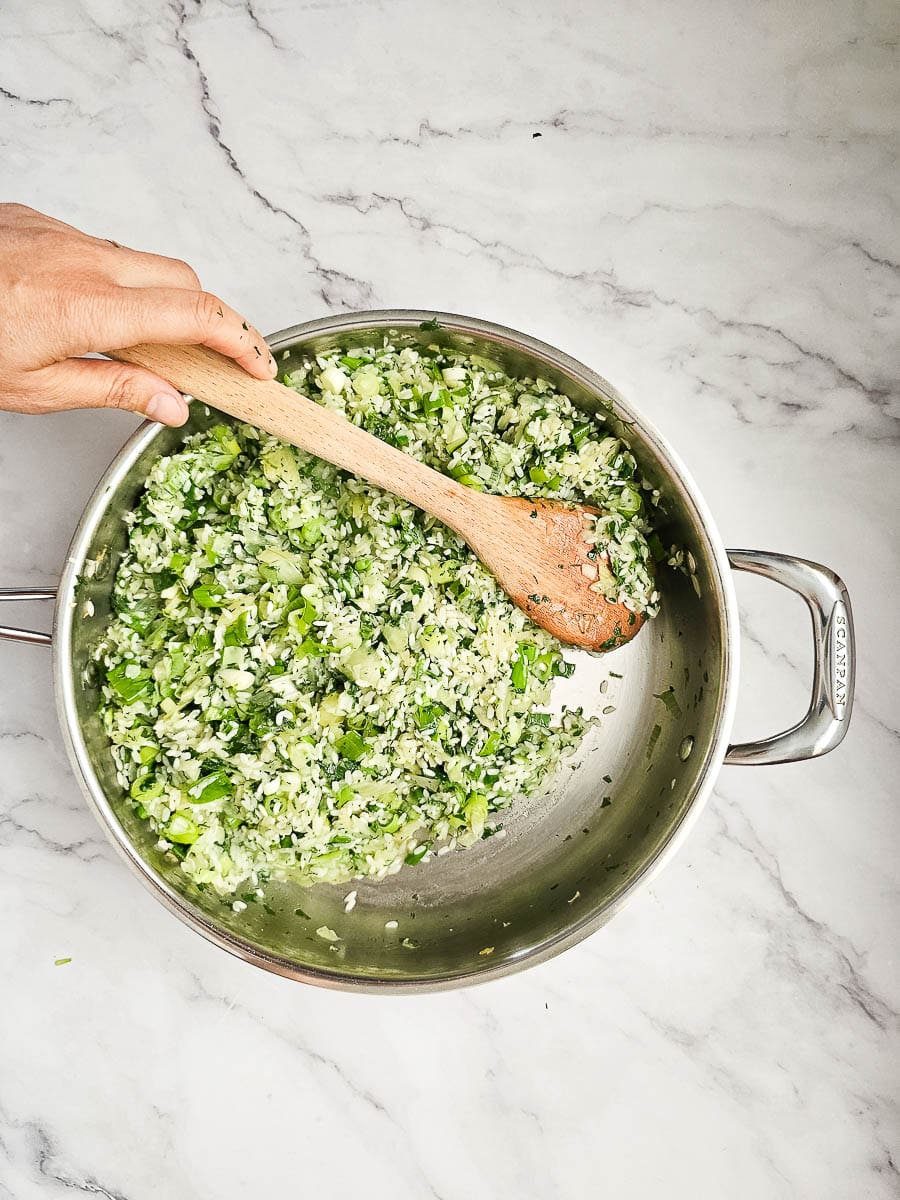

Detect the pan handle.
xmin=0 ymin=588 xmax=56 ymax=647
xmin=725 ymin=550 xmax=854 ymax=765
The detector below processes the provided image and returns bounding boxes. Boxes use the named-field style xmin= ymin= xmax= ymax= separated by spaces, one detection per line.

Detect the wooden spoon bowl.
xmin=463 ymin=495 xmax=643 ymax=649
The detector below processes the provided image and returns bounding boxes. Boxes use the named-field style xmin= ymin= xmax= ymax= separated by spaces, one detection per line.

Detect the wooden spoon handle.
xmin=110 ymin=343 xmax=472 ymax=530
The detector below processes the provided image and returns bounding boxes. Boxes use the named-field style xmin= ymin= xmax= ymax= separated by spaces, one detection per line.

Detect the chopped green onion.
xmin=191 ymin=585 xmax=225 ymax=609
xmin=463 ymin=792 xmax=488 ymax=837
xmin=224 ymin=611 xmax=250 ymax=646
xmin=335 ymin=730 xmax=368 ymax=761
xmin=654 ymin=687 xmax=683 ymax=719
xmin=188 ymin=770 xmax=232 ymax=805
xmin=511 ymin=649 xmax=529 ymax=692
xmin=528 ymin=711 xmax=551 ymax=727
xmin=287 ymin=597 xmax=317 ymax=638
xmin=529 ymin=465 xmax=556 ymax=485
xmin=615 ymin=484 xmax=643 ymax=516
xmin=479 ymin=730 xmax=502 ymax=756
xmin=572 ymin=422 xmax=593 ymax=449
xmin=646 ymin=724 xmax=662 ymax=759
xmin=192 ymin=628 xmax=213 ymax=651
xmin=130 ymin=771 xmax=164 ymax=802
xmin=164 ymin=811 xmax=200 ymax=844
xmin=297 ymin=637 xmax=332 ymax=658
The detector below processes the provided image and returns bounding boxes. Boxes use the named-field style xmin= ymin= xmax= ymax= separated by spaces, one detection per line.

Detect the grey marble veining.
xmin=1 ymin=1 xmax=898 ymax=1196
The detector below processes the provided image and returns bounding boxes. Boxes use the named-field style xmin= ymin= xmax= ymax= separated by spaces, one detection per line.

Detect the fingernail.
xmin=146 ymin=392 xmax=189 ymax=426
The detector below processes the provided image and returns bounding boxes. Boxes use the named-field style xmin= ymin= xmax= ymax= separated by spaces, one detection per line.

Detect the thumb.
xmin=41 ymin=357 xmax=190 ymax=425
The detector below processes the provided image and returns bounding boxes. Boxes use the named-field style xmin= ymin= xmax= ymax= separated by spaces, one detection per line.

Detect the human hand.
xmin=0 ymin=203 xmax=277 ymax=426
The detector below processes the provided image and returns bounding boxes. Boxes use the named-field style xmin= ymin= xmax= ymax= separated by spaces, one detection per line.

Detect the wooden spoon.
xmin=110 ymin=344 xmax=646 ymax=651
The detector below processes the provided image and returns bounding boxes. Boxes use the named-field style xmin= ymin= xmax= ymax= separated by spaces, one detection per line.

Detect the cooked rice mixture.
xmin=93 ymin=341 xmax=666 ymax=895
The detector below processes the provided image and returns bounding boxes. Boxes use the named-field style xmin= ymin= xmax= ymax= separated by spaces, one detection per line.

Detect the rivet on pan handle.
xmin=0 ymin=588 xmax=56 ymax=646
xmin=725 ymin=551 xmax=855 ymax=765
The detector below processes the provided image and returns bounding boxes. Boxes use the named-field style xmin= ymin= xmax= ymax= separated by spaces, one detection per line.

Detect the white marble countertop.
xmin=1 ymin=1 xmax=898 ymax=1196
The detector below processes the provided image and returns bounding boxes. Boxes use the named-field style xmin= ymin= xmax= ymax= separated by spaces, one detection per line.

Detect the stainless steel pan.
xmin=0 ymin=311 xmax=856 ymax=991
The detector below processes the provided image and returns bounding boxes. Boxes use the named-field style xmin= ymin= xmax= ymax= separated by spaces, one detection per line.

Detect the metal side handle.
xmin=726 ymin=550 xmax=855 ymax=765
xmin=0 ymin=588 xmax=56 ymax=646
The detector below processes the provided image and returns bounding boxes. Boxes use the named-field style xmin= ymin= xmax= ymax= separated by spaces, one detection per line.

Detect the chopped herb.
xmin=479 ymin=730 xmax=502 ymax=756
xmin=646 ymin=724 xmax=662 ymax=759
xmin=224 ymin=611 xmax=250 ymax=646
xmin=572 ymin=422 xmax=593 ymax=449
xmin=510 ymin=645 xmax=531 ymax=691
xmin=654 ymin=687 xmax=683 ymax=719
xmin=164 ymin=811 xmax=200 ymax=844
xmin=191 ymin=584 xmax=225 ymax=609
xmin=335 ymin=730 xmax=368 ymax=761
xmin=106 ymin=664 xmax=153 ymax=704
xmin=188 ymin=770 xmax=232 ymax=805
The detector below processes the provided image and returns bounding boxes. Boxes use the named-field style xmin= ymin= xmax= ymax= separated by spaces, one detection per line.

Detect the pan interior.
xmin=60 ymin=316 xmax=729 ymax=987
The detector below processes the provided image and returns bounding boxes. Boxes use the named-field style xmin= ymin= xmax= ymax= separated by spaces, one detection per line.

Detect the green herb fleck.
xmin=335 ymin=730 xmax=368 ymax=761
xmin=646 ymin=724 xmax=662 ymax=759
xmin=654 ymin=687 xmax=683 ymax=719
